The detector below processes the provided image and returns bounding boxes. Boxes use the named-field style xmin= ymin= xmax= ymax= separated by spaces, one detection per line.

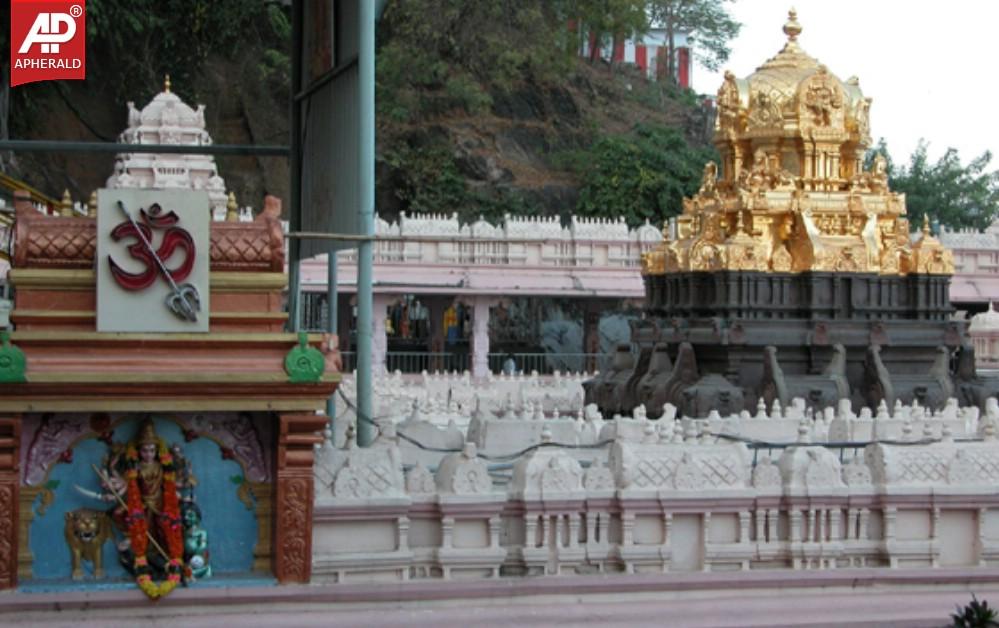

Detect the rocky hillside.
xmin=376 ymin=59 xmax=715 ymax=223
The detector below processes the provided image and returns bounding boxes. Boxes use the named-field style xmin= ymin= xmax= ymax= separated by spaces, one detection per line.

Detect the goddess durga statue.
xmin=80 ymin=419 xmax=210 ymax=598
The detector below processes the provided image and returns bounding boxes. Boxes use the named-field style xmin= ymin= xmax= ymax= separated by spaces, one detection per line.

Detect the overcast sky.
xmin=691 ymin=0 xmax=998 ymax=166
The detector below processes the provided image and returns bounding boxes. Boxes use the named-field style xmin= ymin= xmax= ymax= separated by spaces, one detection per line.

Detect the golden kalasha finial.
xmin=226 ymin=191 xmax=239 ymax=222
xmin=60 ymin=189 xmax=73 ymax=217
xmin=88 ymin=190 xmax=97 ymax=218
xmin=922 ymin=214 xmax=931 ymax=237
xmin=783 ymin=8 xmax=802 ymax=42
xmin=164 ymin=74 xmax=172 ymax=93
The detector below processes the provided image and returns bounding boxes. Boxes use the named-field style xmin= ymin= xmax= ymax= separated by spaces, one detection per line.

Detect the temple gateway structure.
xmin=589 ymin=9 xmax=999 ymax=419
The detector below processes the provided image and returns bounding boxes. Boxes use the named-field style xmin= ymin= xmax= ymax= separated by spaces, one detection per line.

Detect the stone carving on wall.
xmin=611 ymin=442 xmax=750 ymax=492
xmin=23 ymin=414 xmax=88 ymax=486
xmin=841 ymin=460 xmax=872 ymax=487
xmin=947 ymin=448 xmax=999 ymax=485
xmin=0 ymin=483 xmax=13 ymax=588
xmin=582 ymin=463 xmax=615 ymax=491
xmin=779 ymin=446 xmax=844 ymax=491
xmin=540 ymin=456 xmax=583 ymax=495
xmin=436 ymin=443 xmax=493 ymax=495
xmin=330 ymin=445 xmax=405 ymax=500
xmin=512 ymin=450 xmax=583 ymax=498
xmin=672 ymin=453 xmax=706 ymax=490
xmin=947 ymin=449 xmax=977 ymax=485
xmin=405 ymin=465 xmax=436 ymax=495
xmin=868 ymin=443 xmax=954 ymax=486
xmin=195 ymin=412 xmax=270 ymax=482
xmin=276 ymin=477 xmax=310 ymax=582
xmin=752 ymin=458 xmax=782 ymax=489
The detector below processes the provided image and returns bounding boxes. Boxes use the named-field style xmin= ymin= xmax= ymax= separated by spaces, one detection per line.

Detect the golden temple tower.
xmin=642 ymin=9 xmax=953 ymax=278
xmin=585 ymin=9 xmax=985 ymax=420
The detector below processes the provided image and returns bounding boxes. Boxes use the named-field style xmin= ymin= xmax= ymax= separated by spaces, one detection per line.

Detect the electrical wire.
xmin=335 ymin=387 xmax=614 ymax=461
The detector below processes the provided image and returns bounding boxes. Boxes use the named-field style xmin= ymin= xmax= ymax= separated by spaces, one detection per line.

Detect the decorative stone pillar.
xmin=0 ymin=416 xmax=20 ymax=589
xmin=471 ymin=296 xmax=496 ymax=379
xmin=371 ymin=293 xmax=392 ymax=375
xmin=274 ymin=413 xmax=326 ymax=584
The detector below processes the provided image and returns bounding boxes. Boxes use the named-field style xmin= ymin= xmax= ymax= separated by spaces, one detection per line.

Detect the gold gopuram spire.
xmin=642 ymin=9 xmax=953 ymax=277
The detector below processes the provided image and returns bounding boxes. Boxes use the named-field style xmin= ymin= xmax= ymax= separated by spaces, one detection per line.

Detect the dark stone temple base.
xmin=644 ymin=271 xmax=953 ymax=322
xmin=587 ymin=271 xmax=999 ymax=418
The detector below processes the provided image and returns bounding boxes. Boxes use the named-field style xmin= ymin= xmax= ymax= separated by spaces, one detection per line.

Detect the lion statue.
xmin=65 ymin=508 xmax=112 ymax=579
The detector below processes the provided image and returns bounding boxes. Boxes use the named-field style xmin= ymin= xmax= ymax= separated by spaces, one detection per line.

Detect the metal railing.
xmin=385 ymin=351 xmax=469 ymax=374
xmin=334 ymin=351 xmax=607 ymax=375
xmin=487 ymin=352 xmax=608 ymax=375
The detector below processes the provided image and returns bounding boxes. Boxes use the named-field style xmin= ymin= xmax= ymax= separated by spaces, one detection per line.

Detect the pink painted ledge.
xmin=5 ymin=568 xmax=999 ymax=613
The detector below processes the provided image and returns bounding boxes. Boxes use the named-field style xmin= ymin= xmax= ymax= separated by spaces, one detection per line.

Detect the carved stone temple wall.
xmin=313 ymin=397 xmax=999 ymax=581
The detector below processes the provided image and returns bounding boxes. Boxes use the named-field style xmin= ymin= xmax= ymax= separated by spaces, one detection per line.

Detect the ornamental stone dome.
xmin=106 ymin=75 xmax=231 ymax=220
xmin=970 ymin=306 xmax=999 ymax=334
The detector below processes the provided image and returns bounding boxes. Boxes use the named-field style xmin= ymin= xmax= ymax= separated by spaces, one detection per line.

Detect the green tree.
xmin=572 ymin=123 xmax=716 ymax=226
xmin=649 ymin=0 xmax=741 ymax=79
xmin=82 ymin=0 xmax=285 ymax=104
xmin=377 ymin=0 xmax=578 ymax=118
xmin=885 ymin=140 xmax=999 ymax=231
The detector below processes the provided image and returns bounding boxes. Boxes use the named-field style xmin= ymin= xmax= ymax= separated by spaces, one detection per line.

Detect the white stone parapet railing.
xmin=312 ymin=404 xmax=999 ymax=582
xmin=331 ymin=372 xmax=987 ymax=466
xmin=331 ymin=212 xmax=663 ymax=268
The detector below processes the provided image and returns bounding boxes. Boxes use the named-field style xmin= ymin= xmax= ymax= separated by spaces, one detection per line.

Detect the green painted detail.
xmin=230 ymin=474 xmax=245 ymax=485
xmin=45 ymin=479 xmax=61 ymax=490
xmin=284 ymin=331 xmax=325 ymax=383
xmin=0 ymin=330 xmax=26 ymax=383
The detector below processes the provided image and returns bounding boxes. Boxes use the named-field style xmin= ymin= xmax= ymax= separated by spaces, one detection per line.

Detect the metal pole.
xmin=326 ymin=252 xmax=338 ymax=421
xmin=287 ymin=0 xmax=304 ymax=333
xmin=356 ymin=0 xmax=376 ymax=446
xmin=0 ymin=140 xmax=288 ymax=156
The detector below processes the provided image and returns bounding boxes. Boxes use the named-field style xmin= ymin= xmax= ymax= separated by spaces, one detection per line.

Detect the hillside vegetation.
xmin=3 ymin=0 xmax=720 ymax=227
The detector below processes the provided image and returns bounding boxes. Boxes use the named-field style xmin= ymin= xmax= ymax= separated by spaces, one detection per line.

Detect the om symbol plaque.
xmin=97 ymin=189 xmax=210 ymax=332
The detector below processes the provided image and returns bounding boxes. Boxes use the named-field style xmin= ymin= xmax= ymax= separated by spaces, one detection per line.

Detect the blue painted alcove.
xmin=27 ymin=416 xmax=259 ymax=582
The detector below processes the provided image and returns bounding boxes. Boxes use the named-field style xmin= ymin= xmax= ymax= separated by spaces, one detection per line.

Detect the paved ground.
xmin=1 ymin=583 xmax=991 ymax=628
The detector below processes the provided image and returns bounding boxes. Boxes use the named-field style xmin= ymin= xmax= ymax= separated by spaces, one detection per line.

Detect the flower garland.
xmin=125 ymin=439 xmax=183 ymax=599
